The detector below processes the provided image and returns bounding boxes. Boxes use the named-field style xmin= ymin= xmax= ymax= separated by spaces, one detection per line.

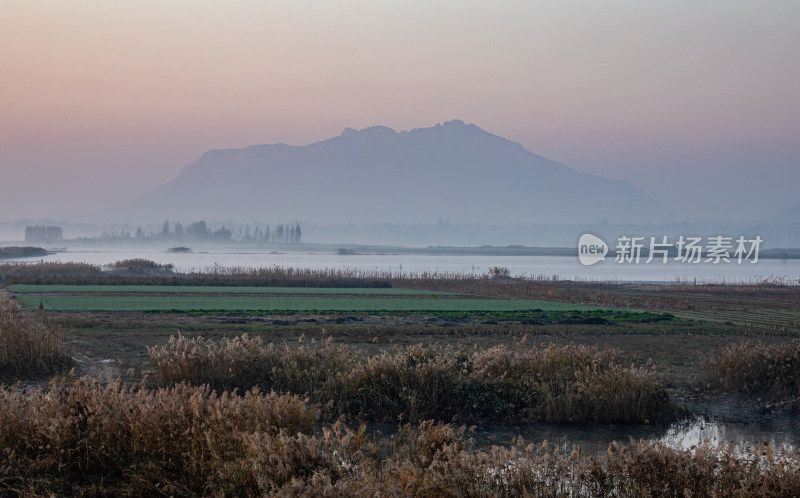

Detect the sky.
xmin=1 ymin=0 xmax=798 ymax=222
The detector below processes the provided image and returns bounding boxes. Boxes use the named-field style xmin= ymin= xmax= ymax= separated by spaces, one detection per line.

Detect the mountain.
xmin=124 ymin=120 xmax=664 ymax=224
xmin=771 ymin=203 xmax=800 ymax=223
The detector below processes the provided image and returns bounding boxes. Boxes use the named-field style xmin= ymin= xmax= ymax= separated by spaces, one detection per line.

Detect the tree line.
xmin=98 ymin=221 xmax=301 ymax=244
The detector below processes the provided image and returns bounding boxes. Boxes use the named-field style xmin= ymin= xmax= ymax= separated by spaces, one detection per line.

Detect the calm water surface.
xmin=474 ymin=416 xmax=800 ymax=456
xmin=8 ymin=248 xmax=800 ymax=283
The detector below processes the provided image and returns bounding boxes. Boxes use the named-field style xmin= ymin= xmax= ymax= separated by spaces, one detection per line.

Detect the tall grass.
xmin=0 ymin=376 xmax=316 ymax=495
xmin=148 ymin=334 xmax=352 ymax=396
xmin=0 ymin=293 xmax=72 ymax=380
xmin=702 ymin=340 xmax=800 ymax=397
xmin=149 ymin=335 xmax=679 ymax=424
xmin=0 ymin=261 xmax=103 ymax=283
xmin=107 ymin=258 xmax=175 ymax=274
xmin=1 ymin=382 xmax=798 ymax=496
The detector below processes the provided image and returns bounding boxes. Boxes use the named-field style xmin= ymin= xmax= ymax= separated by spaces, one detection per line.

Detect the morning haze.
xmin=1 ymin=1 xmax=798 ymax=226
xmin=5 ymin=5 xmax=800 ymax=495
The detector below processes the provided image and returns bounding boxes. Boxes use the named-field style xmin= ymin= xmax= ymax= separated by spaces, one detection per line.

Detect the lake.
xmin=5 ymin=247 xmax=800 ymax=283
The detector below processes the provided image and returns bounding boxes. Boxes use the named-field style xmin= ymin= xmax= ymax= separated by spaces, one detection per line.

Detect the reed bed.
xmin=367 ymin=424 xmax=800 ymax=498
xmin=5 ymin=261 xmax=797 ymax=305
xmin=0 ymin=377 xmax=315 ymax=496
xmin=107 ymin=258 xmax=175 ymax=274
xmin=0 ymin=294 xmax=72 ymax=380
xmin=0 ymin=261 xmax=103 ymax=282
xmin=702 ymin=340 xmax=800 ymax=397
xmin=148 ymin=334 xmax=353 ymax=396
xmin=149 ymin=335 xmax=679 ymax=424
xmin=1 ymin=381 xmax=798 ymax=496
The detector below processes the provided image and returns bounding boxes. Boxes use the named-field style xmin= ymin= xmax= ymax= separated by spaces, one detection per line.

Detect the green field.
xmin=8 ymin=284 xmax=450 ymax=296
xmin=12 ymin=283 xmax=602 ymax=313
xmin=18 ymin=294 xmax=598 ymax=312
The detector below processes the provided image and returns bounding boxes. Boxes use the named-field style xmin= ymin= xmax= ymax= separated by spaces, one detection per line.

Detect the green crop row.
xmin=20 ymin=294 xmax=598 ymax=313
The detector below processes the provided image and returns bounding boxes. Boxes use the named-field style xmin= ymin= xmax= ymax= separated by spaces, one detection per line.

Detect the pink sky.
xmin=1 ymin=1 xmax=798 ymax=221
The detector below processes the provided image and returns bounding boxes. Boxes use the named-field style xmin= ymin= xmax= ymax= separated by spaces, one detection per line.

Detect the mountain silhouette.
xmin=125 ymin=120 xmax=663 ymax=224
xmin=770 ymin=203 xmax=800 ymax=223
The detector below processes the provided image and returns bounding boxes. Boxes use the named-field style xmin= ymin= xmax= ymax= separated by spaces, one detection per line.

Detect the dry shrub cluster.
xmin=0 ymin=294 xmax=71 ymax=380
xmin=107 ymin=258 xmax=175 ymax=274
xmin=0 ymin=262 xmax=104 ymax=283
xmin=0 ymin=377 xmax=315 ymax=496
xmin=702 ymin=340 xmax=800 ymax=397
xmin=148 ymin=334 xmax=352 ymax=396
xmin=2 ymin=383 xmax=798 ymax=497
xmin=150 ymin=335 xmax=678 ymax=424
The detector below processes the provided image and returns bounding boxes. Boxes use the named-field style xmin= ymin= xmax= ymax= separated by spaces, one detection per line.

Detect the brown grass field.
xmin=1 ymin=262 xmax=799 ymax=495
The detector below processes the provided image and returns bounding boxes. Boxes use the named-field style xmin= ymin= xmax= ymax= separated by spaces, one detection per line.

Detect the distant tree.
xmin=161 ymin=220 xmax=170 ymax=237
xmin=174 ymin=222 xmax=184 ymax=238
xmin=293 ymin=223 xmax=301 ymax=244
xmin=264 ymin=225 xmax=270 ymax=243
xmin=212 ymin=225 xmax=232 ymax=241
xmin=187 ymin=221 xmax=209 ymax=239
xmin=135 ymin=227 xmax=144 ymax=238
xmin=25 ymin=225 xmax=63 ymax=243
xmin=275 ymin=224 xmax=284 ymax=243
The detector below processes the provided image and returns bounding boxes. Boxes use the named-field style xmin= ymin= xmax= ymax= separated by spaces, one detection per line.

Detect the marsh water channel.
xmin=467 ymin=415 xmax=800 ymax=456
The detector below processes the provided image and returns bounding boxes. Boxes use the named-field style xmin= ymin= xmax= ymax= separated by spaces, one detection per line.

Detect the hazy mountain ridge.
xmin=126 ymin=120 xmax=665 ymax=224
xmin=771 ymin=203 xmax=800 ymax=223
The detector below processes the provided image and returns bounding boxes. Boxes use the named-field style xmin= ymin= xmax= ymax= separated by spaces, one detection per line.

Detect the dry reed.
xmin=2 ymin=385 xmax=798 ymax=497
xmin=149 ymin=335 xmax=679 ymax=424
xmin=0 ymin=293 xmax=72 ymax=380
xmin=702 ymin=340 xmax=800 ymax=397
xmin=0 ymin=376 xmax=315 ymax=495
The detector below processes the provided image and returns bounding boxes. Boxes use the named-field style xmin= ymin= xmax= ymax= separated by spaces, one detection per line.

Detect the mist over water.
xmin=8 ymin=249 xmax=799 ymax=283
xmin=3 ymin=4 xmax=800 ymax=493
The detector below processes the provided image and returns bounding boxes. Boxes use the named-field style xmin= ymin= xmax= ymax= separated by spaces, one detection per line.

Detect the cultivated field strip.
xmin=670 ymin=310 xmax=800 ymax=331
xmin=16 ymin=294 xmax=599 ymax=313
xmin=8 ymin=284 xmax=451 ymax=296
xmin=607 ymin=288 xmax=800 ymax=332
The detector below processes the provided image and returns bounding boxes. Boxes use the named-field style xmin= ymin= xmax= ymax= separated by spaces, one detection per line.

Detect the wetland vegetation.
xmin=1 ymin=260 xmax=799 ymax=495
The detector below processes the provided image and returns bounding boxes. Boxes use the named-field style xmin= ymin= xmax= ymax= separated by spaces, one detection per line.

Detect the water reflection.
xmin=660 ymin=416 xmax=798 ymax=454
xmin=471 ymin=416 xmax=800 ymax=455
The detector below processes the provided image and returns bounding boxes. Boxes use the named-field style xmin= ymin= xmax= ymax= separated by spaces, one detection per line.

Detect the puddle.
xmin=469 ymin=416 xmax=800 ymax=455
xmin=660 ymin=416 xmax=799 ymax=453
